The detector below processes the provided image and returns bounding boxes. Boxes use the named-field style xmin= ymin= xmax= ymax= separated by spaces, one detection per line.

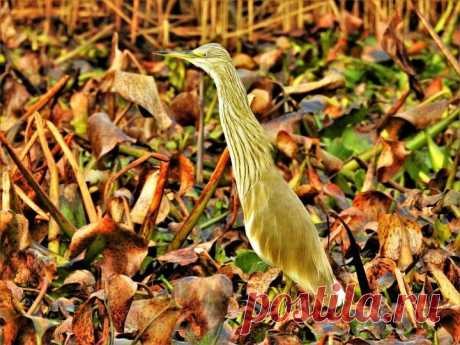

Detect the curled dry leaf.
xmin=249 ymin=88 xmax=272 ymax=115
xmin=69 ymin=216 xmax=148 ymax=278
xmin=62 ymin=269 xmax=96 ymax=297
xmin=108 ymin=71 xmax=172 ymax=130
xmin=173 ymin=274 xmax=233 ymax=336
xmin=377 ymin=214 xmax=423 ymax=269
xmin=106 ymin=274 xmax=137 ymax=332
xmin=157 ymin=246 xmax=199 ymax=266
xmin=284 ymin=72 xmax=344 ymax=95
xmin=364 ymin=257 xmax=396 ymax=291
xmin=232 ymin=53 xmax=257 ymax=70
xmin=130 ymin=171 xmax=170 ymax=224
xmin=88 ymin=112 xmax=135 ymax=159
xmin=276 ymin=130 xmax=297 ymax=158
xmin=352 ymin=191 xmax=393 ymax=221
xmin=377 ymin=139 xmax=408 ymax=183
xmin=124 ymin=296 xmax=180 ymax=345
xmin=178 ymin=153 xmax=195 ymax=197
xmin=393 ymin=100 xmax=449 ymax=129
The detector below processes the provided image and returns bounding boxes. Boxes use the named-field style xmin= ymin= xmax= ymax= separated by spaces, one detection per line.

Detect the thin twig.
xmin=17 ymin=75 xmax=70 ymax=124
xmin=415 ymin=7 xmax=460 ymax=78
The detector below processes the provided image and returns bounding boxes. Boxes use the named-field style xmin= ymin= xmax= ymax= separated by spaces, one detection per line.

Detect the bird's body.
xmin=163 ymin=44 xmax=335 ymax=293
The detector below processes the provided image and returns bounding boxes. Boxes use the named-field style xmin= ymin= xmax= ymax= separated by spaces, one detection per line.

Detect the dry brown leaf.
xmin=69 ymin=216 xmax=148 ymax=278
xmin=170 ymin=91 xmax=200 ymax=126
xmin=178 ymin=153 xmax=195 ymax=197
xmin=173 ymin=275 xmax=233 ymax=336
xmin=377 ymin=139 xmax=408 ymax=183
xmin=276 ymin=130 xmax=297 ymax=158
xmin=352 ymin=191 xmax=393 ymax=221
xmin=88 ymin=112 xmax=135 ymax=159
xmin=130 ymin=171 xmax=170 ymax=224
xmin=106 ymin=274 xmax=137 ymax=332
xmin=232 ymin=53 xmax=257 ymax=70
xmin=0 ymin=280 xmax=21 ymax=345
xmin=157 ymin=247 xmax=199 ymax=266
xmin=393 ymin=100 xmax=449 ymax=129
xmin=364 ymin=257 xmax=396 ymax=291
xmin=249 ymin=88 xmax=272 ymax=115
xmin=109 ymin=71 xmax=172 ymax=130
xmin=284 ymin=72 xmax=344 ymax=95
xmin=377 ymin=214 xmax=423 ymax=269
xmin=72 ymin=299 xmax=95 ymax=345
xmin=125 ymin=296 xmax=180 ymax=345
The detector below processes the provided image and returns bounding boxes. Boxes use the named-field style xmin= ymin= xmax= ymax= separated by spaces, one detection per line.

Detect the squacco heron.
xmin=160 ymin=43 xmax=336 ymax=293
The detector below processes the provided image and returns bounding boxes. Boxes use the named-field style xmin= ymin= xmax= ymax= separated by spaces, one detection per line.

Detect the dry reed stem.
xmin=0 ymin=132 xmax=77 ymax=236
xmin=35 ymin=113 xmax=61 ymax=252
xmin=46 ymin=120 xmax=98 ymax=224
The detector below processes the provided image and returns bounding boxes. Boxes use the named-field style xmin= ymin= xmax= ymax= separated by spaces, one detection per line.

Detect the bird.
xmin=159 ymin=43 xmax=336 ymax=294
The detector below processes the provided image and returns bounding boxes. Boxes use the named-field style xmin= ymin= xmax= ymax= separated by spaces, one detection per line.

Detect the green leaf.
xmin=234 ymin=250 xmax=268 ymax=274
xmin=426 ymin=132 xmax=447 ymax=172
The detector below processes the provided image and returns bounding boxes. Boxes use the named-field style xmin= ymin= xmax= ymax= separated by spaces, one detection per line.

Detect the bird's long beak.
xmin=153 ymin=50 xmax=197 ymax=60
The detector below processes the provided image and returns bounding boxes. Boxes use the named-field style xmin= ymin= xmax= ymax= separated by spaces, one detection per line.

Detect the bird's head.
xmin=155 ymin=43 xmax=232 ymax=76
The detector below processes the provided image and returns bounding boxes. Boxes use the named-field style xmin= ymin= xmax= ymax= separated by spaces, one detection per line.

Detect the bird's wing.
xmin=241 ymin=168 xmax=334 ymax=293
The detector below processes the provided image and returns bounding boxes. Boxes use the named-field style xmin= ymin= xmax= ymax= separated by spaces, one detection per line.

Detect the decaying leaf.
xmin=249 ymin=88 xmax=272 ymax=115
xmin=364 ymin=257 xmax=396 ymax=291
xmin=170 ymin=91 xmax=200 ymax=126
xmin=130 ymin=171 xmax=170 ymax=224
xmin=377 ymin=139 xmax=408 ymax=182
xmin=174 ymin=275 xmax=233 ymax=336
xmin=70 ymin=92 xmax=90 ymax=136
xmin=106 ymin=274 xmax=137 ymax=332
xmin=88 ymin=112 xmax=135 ymax=159
xmin=108 ymin=71 xmax=173 ymax=130
xmin=377 ymin=213 xmax=423 ymax=269
xmin=352 ymin=191 xmax=393 ymax=221
xmin=393 ymin=100 xmax=449 ymax=129
xmin=125 ymin=296 xmax=180 ymax=345
xmin=284 ymin=72 xmax=345 ymax=95
xmin=276 ymin=130 xmax=297 ymax=158
xmin=69 ymin=216 xmax=148 ymax=278
xmin=72 ymin=298 xmax=95 ymax=345
xmin=178 ymin=153 xmax=195 ymax=197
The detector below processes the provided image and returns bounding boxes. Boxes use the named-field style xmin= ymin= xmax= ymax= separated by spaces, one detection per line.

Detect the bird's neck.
xmin=212 ymin=63 xmax=273 ymax=197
